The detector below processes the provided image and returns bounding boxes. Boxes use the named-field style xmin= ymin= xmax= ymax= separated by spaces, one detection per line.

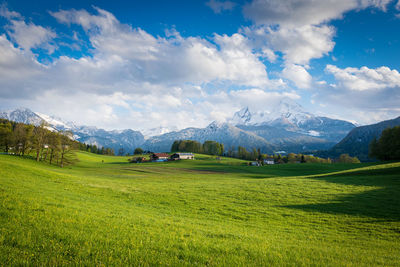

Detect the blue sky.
xmin=0 ymin=0 xmax=400 ymax=130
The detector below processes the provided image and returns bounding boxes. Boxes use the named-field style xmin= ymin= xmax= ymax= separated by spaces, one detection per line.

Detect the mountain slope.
xmin=322 ymin=116 xmax=400 ymax=161
xmin=142 ymin=121 xmax=275 ymax=153
xmin=0 ymin=108 xmax=145 ymax=154
xmin=236 ymin=124 xmax=334 ymax=152
xmin=1 ymin=106 xmax=357 ymax=154
xmin=0 ymin=108 xmax=48 ymax=127
xmin=230 ymin=99 xmax=356 ymax=147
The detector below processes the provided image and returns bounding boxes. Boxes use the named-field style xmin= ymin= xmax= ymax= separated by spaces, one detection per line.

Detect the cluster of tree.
xmin=227 ymin=146 xmax=334 ymax=163
xmin=169 ymin=139 xmax=361 ymax=164
xmin=226 ymin=146 xmax=263 ymax=161
xmin=0 ymin=119 xmax=78 ymax=167
xmin=369 ymin=126 xmax=400 ymax=161
xmin=336 ymin=153 xmax=360 ymax=163
xmin=128 ymin=156 xmax=146 ymax=163
xmin=281 ymin=153 xmax=334 ymax=164
xmin=133 ymin=147 xmax=144 ymax=155
xmin=80 ymin=143 xmax=115 ymax=156
xmin=171 ymin=140 xmax=224 ymax=155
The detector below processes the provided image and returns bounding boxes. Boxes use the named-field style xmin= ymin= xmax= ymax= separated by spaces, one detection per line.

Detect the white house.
xmin=264 ymin=158 xmax=275 ymax=165
xmin=171 ymin=153 xmax=195 ymax=160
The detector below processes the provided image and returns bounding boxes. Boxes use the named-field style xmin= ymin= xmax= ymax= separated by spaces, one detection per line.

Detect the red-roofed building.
xmin=150 ymin=153 xmax=170 ymax=161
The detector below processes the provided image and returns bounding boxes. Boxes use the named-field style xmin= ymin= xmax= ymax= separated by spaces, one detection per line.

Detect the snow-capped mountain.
xmin=0 ymin=108 xmax=145 ymax=154
xmin=1 ymin=108 xmax=47 ymax=127
xmin=1 ymin=105 xmax=356 ymax=154
xmin=142 ymin=121 xmax=275 ymax=153
xmin=230 ymin=99 xmax=313 ymax=127
xmin=230 ymin=99 xmax=355 ymax=143
xmin=140 ymin=126 xmax=179 ymax=139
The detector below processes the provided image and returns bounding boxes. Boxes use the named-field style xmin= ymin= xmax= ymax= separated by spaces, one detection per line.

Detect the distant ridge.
xmin=318 ymin=116 xmax=400 ymax=161
xmin=0 ymin=108 xmax=145 ymax=154
xmin=1 ymin=104 xmax=358 ymax=154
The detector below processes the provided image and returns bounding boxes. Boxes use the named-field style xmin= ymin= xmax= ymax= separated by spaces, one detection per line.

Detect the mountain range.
xmin=1 ymin=100 xmax=357 ymax=154
xmin=317 ymin=116 xmax=400 ymax=161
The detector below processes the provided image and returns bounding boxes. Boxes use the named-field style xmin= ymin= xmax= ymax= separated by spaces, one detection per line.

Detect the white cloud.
xmin=0 ymin=7 xmax=289 ymax=130
xmin=282 ymin=64 xmax=312 ymax=89
xmin=0 ymin=35 xmax=45 ymax=98
xmin=50 ymin=8 xmax=272 ymax=88
xmin=0 ymin=5 xmax=22 ymax=19
xmin=243 ymin=0 xmax=391 ymax=27
xmin=1 ymin=5 xmax=397 ymax=130
xmin=326 ymin=65 xmax=400 ymax=91
xmin=261 ymin=47 xmax=277 ymax=62
xmin=242 ymin=24 xmax=335 ymax=65
xmin=206 ymin=0 xmax=236 ymax=14
xmin=241 ymin=0 xmax=393 ymax=68
xmin=1 ymin=8 xmax=56 ymax=53
xmin=267 ymin=24 xmax=335 ymax=65
xmin=312 ymin=65 xmax=400 ymax=124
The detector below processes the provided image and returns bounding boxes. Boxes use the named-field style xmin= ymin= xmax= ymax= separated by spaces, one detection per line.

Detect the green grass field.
xmin=1 ymin=152 xmax=399 ymax=265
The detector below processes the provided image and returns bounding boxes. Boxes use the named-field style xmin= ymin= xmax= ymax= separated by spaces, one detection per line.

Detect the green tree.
xmin=287 ymin=153 xmax=297 ymax=163
xmin=171 ymin=141 xmax=180 ymax=152
xmin=13 ymin=123 xmax=34 ymax=156
xmin=33 ymin=122 xmax=48 ymax=161
xmin=237 ymin=146 xmax=249 ymax=160
xmin=59 ymin=131 xmax=78 ymax=168
xmin=203 ymin=141 xmax=223 ymax=155
xmin=0 ymin=119 xmax=13 ymax=152
xmin=118 ymin=147 xmax=125 ymax=156
xmin=338 ymin=154 xmax=360 ymax=163
xmin=134 ymin=147 xmax=144 ymax=155
xmin=369 ymin=126 xmax=400 ymax=160
xmin=48 ymin=131 xmax=61 ymax=165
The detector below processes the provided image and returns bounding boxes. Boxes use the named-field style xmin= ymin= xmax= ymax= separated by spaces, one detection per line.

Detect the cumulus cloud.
xmin=0 ymin=35 xmax=45 ymax=98
xmin=326 ymin=65 xmax=400 ymax=91
xmin=267 ymin=24 xmax=334 ymax=65
xmin=312 ymin=64 xmax=400 ymax=124
xmin=282 ymin=64 xmax=312 ymax=89
xmin=1 ymin=4 xmax=397 ymax=129
xmin=1 ymin=8 xmax=56 ymax=53
xmin=0 ymin=7 xmax=289 ymax=130
xmin=243 ymin=0 xmax=391 ymax=27
xmin=241 ymin=0 xmax=393 ymax=78
xmin=50 ymin=7 xmax=272 ymax=87
xmin=206 ymin=0 xmax=236 ymax=13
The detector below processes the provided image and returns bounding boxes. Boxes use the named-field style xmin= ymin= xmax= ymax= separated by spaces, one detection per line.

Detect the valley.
xmin=1 ymin=152 xmax=399 ymax=265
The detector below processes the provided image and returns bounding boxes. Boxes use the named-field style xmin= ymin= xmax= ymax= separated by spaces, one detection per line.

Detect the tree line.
xmin=0 ymin=119 xmax=115 ymax=167
xmin=369 ymin=126 xmax=400 ymax=161
xmin=83 ymin=143 xmax=115 ymax=156
xmin=171 ymin=140 xmax=224 ymax=155
xmin=170 ymin=139 xmax=359 ymax=163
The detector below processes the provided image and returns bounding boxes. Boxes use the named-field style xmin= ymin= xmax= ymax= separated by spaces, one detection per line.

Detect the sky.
xmin=0 ymin=0 xmax=400 ymax=131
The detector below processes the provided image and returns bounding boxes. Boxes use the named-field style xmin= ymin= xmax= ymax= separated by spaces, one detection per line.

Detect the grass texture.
xmin=0 ymin=152 xmax=399 ymax=266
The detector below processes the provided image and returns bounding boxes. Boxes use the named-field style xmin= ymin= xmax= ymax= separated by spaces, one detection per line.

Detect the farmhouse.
xmin=171 ymin=153 xmax=195 ymax=160
xmin=150 ymin=153 xmax=169 ymax=161
xmin=264 ymin=158 xmax=275 ymax=165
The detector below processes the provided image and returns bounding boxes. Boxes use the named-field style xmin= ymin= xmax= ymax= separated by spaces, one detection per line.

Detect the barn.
xmin=170 ymin=153 xmax=195 ymax=160
xmin=150 ymin=153 xmax=170 ymax=161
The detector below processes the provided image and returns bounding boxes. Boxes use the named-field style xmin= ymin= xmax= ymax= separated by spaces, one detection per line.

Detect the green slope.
xmin=0 ymin=152 xmax=399 ymax=265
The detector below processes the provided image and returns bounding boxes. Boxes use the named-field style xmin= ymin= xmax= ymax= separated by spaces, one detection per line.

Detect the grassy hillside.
xmin=1 ymin=152 xmax=399 ymax=265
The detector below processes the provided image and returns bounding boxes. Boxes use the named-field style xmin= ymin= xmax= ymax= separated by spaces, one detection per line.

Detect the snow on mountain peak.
xmin=35 ymin=112 xmax=73 ymax=130
xmin=230 ymin=99 xmax=313 ymax=127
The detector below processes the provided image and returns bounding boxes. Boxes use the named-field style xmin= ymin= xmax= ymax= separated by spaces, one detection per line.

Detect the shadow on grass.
xmin=180 ymin=161 xmax=378 ymax=178
xmin=284 ymin=166 xmax=400 ymax=221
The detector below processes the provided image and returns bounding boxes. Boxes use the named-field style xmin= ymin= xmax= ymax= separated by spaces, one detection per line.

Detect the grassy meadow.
xmin=0 ymin=152 xmax=399 ymax=265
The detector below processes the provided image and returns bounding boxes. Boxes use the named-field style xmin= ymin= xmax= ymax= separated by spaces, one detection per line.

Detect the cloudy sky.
xmin=1 ymin=0 xmax=400 ymax=130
